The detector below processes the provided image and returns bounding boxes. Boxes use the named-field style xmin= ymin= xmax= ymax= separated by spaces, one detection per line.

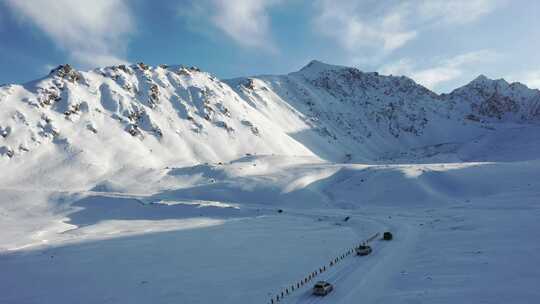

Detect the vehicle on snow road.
xmin=356 ymin=245 xmax=372 ymax=256
xmin=313 ymin=281 xmax=333 ymax=296
xmin=383 ymin=231 xmax=393 ymax=240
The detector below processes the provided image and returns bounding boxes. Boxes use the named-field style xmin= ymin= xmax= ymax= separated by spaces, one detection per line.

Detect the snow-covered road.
xmin=280 ymin=210 xmax=416 ymax=304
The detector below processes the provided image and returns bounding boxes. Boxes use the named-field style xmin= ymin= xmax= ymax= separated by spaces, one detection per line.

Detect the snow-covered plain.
xmin=1 ymin=61 xmax=540 ymax=303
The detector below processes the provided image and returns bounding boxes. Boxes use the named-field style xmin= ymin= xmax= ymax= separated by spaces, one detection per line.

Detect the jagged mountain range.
xmin=1 ymin=60 xmax=539 ymax=175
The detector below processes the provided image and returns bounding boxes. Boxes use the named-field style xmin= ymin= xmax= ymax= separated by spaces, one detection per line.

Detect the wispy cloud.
xmin=212 ymin=0 xmax=279 ymax=51
xmin=313 ymin=0 xmax=502 ymax=63
xmin=314 ymin=1 xmax=416 ymax=57
xmin=418 ymin=0 xmax=500 ymax=25
xmin=5 ymin=0 xmax=134 ymax=68
xmin=380 ymin=50 xmax=500 ymax=90
xmin=509 ymin=70 xmax=540 ymax=89
xmin=180 ymin=0 xmax=280 ymax=52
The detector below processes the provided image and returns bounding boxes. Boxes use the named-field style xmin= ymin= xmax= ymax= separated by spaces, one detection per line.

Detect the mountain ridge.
xmin=1 ymin=60 xmax=539 ymax=179
xmin=3 ymin=60 xmax=537 ymax=104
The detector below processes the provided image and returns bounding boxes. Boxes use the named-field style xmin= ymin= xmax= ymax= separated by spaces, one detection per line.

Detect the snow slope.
xmin=2 ymin=155 xmax=539 ymax=304
xmin=1 ymin=60 xmax=540 ymax=304
xmin=0 ymin=64 xmax=315 ymax=188
xmin=3 ymin=60 xmax=540 ymax=183
xmin=226 ymin=60 xmax=540 ymax=162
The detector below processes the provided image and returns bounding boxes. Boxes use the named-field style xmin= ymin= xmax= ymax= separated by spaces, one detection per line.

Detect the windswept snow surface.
xmin=1 ymin=61 xmax=540 ymax=303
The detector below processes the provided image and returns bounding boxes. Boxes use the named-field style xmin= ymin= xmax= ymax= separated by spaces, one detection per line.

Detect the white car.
xmin=356 ymin=245 xmax=372 ymax=256
xmin=313 ymin=281 xmax=334 ymax=296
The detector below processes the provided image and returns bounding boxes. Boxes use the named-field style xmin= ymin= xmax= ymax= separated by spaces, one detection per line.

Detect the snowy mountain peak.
xmin=465 ymin=74 xmax=510 ymax=89
xmin=470 ymin=74 xmax=490 ymax=82
xmin=297 ymin=60 xmax=352 ymax=75
xmin=444 ymin=74 xmax=540 ymax=122
xmin=294 ymin=60 xmax=425 ymax=92
xmin=49 ymin=64 xmax=81 ymax=80
xmin=454 ymin=74 xmax=536 ymax=99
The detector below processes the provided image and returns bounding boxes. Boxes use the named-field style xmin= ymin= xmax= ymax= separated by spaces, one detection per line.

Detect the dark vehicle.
xmin=383 ymin=232 xmax=393 ymax=240
xmin=356 ymin=245 xmax=372 ymax=256
xmin=313 ymin=281 xmax=333 ymax=296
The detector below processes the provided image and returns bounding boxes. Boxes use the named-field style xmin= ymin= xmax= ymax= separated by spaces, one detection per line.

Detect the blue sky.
xmin=0 ymin=0 xmax=539 ymax=92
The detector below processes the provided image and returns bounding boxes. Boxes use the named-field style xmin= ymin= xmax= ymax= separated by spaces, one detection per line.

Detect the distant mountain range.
xmin=1 ymin=60 xmax=539 ymax=174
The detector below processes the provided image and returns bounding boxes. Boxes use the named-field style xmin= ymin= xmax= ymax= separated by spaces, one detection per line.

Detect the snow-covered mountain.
xmin=2 ymin=61 xmax=540 ymax=304
xmin=442 ymin=74 xmax=540 ymax=122
xmin=228 ymin=60 xmax=480 ymax=161
xmin=1 ymin=60 xmax=539 ymax=185
xmin=0 ymin=63 xmax=315 ymax=187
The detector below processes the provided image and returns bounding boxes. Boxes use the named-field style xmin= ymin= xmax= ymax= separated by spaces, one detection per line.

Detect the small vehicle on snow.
xmin=383 ymin=231 xmax=393 ymax=240
xmin=313 ymin=281 xmax=333 ymax=296
xmin=356 ymin=245 xmax=372 ymax=256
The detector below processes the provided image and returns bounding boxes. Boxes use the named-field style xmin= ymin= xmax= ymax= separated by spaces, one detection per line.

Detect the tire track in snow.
xmin=268 ymin=213 xmax=386 ymax=304
xmin=283 ymin=211 xmax=417 ymax=304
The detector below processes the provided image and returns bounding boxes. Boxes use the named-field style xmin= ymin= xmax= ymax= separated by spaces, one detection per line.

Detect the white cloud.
xmin=379 ymin=58 xmax=411 ymax=76
xmin=412 ymin=67 xmax=463 ymax=89
xmin=314 ymin=1 xmax=416 ymax=55
xmin=380 ymin=50 xmax=499 ymax=90
xmin=313 ymin=0 xmax=502 ymax=62
xmin=522 ymin=72 xmax=540 ymax=89
xmin=418 ymin=0 xmax=500 ymax=25
xmin=179 ymin=0 xmax=280 ymax=52
xmin=5 ymin=0 xmax=133 ymax=68
xmin=510 ymin=70 xmax=540 ymax=89
xmin=71 ymin=51 xmax=128 ymax=68
xmin=211 ymin=0 xmax=279 ymax=51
